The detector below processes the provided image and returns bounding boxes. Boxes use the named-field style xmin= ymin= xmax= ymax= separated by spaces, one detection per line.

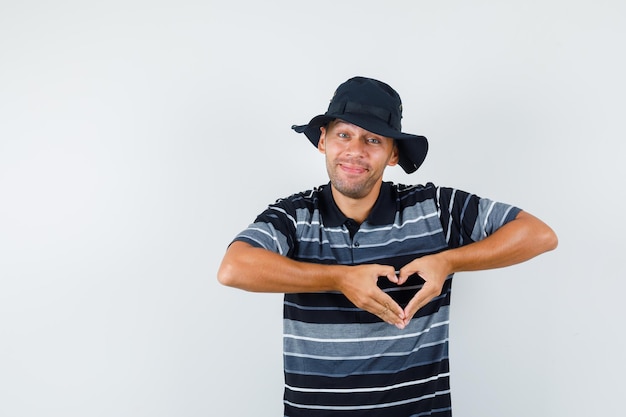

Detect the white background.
xmin=1 ymin=1 xmax=625 ymax=416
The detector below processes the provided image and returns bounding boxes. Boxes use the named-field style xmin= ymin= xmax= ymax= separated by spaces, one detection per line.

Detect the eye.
xmin=338 ymin=132 xmax=349 ymax=139
xmin=367 ymin=137 xmax=382 ymax=144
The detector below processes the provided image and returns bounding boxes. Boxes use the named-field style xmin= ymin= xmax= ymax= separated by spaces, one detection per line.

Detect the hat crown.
xmin=326 ymin=77 xmax=403 ymax=132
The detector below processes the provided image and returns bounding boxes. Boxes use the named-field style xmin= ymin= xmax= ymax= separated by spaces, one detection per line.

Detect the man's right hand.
xmin=335 ymin=264 xmax=406 ymax=329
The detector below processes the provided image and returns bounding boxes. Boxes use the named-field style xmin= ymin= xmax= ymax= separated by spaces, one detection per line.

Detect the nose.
xmin=344 ymin=138 xmax=366 ymax=157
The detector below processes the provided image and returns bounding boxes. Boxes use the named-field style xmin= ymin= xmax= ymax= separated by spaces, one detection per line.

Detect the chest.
xmin=294 ymin=199 xmax=449 ymax=266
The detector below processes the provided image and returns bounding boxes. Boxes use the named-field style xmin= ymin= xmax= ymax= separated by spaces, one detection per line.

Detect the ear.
xmin=387 ymin=142 xmax=399 ymax=166
xmin=318 ymin=126 xmax=327 ymax=154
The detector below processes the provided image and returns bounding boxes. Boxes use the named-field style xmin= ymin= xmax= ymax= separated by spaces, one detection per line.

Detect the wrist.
xmin=433 ymin=250 xmax=456 ymax=276
xmin=326 ymin=264 xmax=350 ymax=292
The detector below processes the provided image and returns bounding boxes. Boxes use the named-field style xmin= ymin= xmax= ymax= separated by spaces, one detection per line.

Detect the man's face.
xmin=318 ymin=120 xmax=399 ymax=200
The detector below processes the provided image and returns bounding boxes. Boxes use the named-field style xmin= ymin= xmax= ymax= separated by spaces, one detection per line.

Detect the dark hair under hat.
xmin=292 ymin=76 xmax=428 ymax=174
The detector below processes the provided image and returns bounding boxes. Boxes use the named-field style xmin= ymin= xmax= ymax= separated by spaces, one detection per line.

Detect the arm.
xmin=218 ymin=241 xmax=408 ymax=328
xmin=398 ymin=210 xmax=558 ymax=324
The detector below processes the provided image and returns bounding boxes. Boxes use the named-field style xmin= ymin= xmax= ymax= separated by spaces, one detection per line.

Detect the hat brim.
xmin=292 ymin=113 xmax=428 ymax=174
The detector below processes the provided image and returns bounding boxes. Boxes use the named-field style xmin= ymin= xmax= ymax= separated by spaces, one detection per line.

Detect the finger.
xmin=397 ymin=265 xmax=418 ymax=285
xmin=383 ymin=272 xmax=399 ymax=284
xmin=379 ymin=266 xmax=399 ymax=284
xmin=379 ymin=307 xmax=406 ymax=330
xmin=373 ymin=295 xmax=405 ymax=329
xmin=402 ymin=285 xmax=437 ymax=325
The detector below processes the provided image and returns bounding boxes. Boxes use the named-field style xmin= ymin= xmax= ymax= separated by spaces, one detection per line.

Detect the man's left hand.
xmin=397 ymin=254 xmax=452 ymax=327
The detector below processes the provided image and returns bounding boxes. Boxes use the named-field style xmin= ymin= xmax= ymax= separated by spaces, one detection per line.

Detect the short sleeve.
xmin=437 ymin=187 xmax=521 ymax=248
xmin=232 ymin=200 xmax=298 ymax=257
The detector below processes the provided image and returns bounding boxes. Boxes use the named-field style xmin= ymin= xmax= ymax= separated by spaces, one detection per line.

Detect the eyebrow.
xmin=333 ymin=119 xmax=350 ymax=127
xmin=333 ymin=120 xmax=369 ymax=132
xmin=333 ymin=120 xmax=390 ymax=139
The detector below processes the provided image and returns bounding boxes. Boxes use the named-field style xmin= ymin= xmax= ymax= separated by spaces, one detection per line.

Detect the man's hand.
xmin=336 ymin=264 xmax=407 ymax=329
xmin=395 ymin=211 xmax=558 ymax=327
xmin=397 ymin=254 xmax=452 ymax=327
xmin=219 ymin=242 xmax=407 ymax=328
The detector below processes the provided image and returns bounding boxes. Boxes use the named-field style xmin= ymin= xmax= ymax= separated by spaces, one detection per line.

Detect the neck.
xmin=331 ymin=183 xmax=382 ymax=224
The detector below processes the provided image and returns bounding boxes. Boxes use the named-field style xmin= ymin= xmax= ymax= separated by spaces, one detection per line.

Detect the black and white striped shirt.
xmin=234 ymin=181 xmax=520 ymax=417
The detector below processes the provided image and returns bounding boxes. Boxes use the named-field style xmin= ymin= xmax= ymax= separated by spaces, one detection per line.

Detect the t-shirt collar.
xmin=318 ymin=182 xmax=396 ymax=227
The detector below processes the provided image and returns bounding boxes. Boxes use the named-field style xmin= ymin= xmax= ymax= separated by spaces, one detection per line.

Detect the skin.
xmin=218 ymin=120 xmax=558 ymax=329
xmin=318 ymin=120 xmax=399 ymax=222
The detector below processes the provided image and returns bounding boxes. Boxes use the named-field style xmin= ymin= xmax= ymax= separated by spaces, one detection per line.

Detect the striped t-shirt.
xmin=234 ymin=181 xmax=521 ymax=417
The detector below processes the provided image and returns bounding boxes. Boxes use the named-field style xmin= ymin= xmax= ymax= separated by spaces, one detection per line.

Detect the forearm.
xmin=218 ymin=241 xmax=405 ymax=327
xmin=440 ymin=210 xmax=558 ymax=273
xmin=397 ymin=210 xmax=557 ymax=321
xmin=217 ymin=241 xmax=347 ymax=293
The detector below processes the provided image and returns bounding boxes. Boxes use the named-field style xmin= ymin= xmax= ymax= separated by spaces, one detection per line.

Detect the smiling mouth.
xmin=339 ymin=163 xmax=368 ymax=174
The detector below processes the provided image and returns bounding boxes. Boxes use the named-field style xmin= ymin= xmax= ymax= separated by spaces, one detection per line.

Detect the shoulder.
xmin=262 ymin=184 xmax=328 ymax=219
xmin=271 ymin=184 xmax=326 ymax=207
xmin=391 ymin=182 xmax=440 ymax=204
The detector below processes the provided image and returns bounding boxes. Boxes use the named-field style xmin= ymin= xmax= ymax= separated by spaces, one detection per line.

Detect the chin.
xmin=332 ymin=182 xmax=372 ymax=199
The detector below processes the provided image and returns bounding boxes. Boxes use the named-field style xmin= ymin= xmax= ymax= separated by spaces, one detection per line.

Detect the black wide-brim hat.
xmin=292 ymin=76 xmax=428 ymax=174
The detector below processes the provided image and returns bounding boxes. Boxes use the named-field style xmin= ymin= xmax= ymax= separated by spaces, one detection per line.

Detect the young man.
xmin=218 ymin=76 xmax=557 ymax=417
